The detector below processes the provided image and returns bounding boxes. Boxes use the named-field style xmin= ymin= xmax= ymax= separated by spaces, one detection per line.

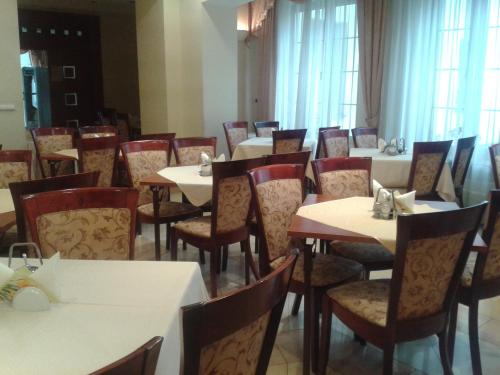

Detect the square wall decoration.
xmin=64 ymin=93 xmax=78 ymax=106
xmin=63 ymin=66 xmax=76 ymax=79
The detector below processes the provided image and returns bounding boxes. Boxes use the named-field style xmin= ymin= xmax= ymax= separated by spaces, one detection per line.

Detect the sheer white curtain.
xmin=274 ymin=0 xmax=359 ymax=137
xmin=380 ymin=0 xmax=500 ymax=204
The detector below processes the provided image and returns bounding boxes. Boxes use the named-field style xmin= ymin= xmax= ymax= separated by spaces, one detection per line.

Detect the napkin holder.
xmin=8 ymin=242 xmax=43 ymax=272
xmin=199 ymin=152 xmax=212 ymax=176
xmin=381 ymin=137 xmax=407 ymax=156
xmin=372 ymin=189 xmax=397 ymax=220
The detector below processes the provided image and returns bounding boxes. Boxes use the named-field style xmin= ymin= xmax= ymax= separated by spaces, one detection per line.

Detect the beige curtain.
xmin=357 ymin=0 xmax=387 ymax=128
xmin=250 ymin=0 xmax=275 ymax=32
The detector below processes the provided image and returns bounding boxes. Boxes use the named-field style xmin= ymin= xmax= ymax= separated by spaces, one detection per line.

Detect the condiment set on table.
xmin=378 ymin=137 xmax=407 ymax=155
xmin=372 ymin=180 xmax=416 ymax=220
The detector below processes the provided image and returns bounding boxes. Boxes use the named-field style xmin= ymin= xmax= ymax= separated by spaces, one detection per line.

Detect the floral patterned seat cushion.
xmin=325 ymin=137 xmax=348 ymax=157
xmin=327 ymin=279 xmax=391 ymax=327
xmin=330 ymin=241 xmax=394 ymax=264
xmin=174 ymin=216 xmax=212 ymax=238
xmin=82 ymin=148 xmax=116 ymax=187
xmin=35 ymin=134 xmax=73 ymax=176
xmin=0 ymin=162 xmax=29 ymax=188
xmin=412 ymin=153 xmax=444 ymax=196
xmin=138 ymin=201 xmax=201 ymax=219
xmin=275 ymin=138 xmax=302 ymax=154
xmin=227 ymin=128 xmax=248 ymax=154
xmin=453 ymin=148 xmax=472 ymax=188
xmin=319 ymin=170 xmax=369 ymax=199
xmin=177 ymin=146 xmax=215 ymax=166
xmin=81 ymin=133 xmax=115 ymax=139
xmin=216 ymin=175 xmax=252 ymax=234
xmin=355 ymin=134 xmax=377 ymax=148
xmin=256 ymin=127 xmax=278 ymax=137
xmin=271 ymin=253 xmax=362 ymax=287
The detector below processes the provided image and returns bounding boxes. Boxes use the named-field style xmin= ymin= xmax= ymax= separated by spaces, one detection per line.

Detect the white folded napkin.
xmin=373 ymin=179 xmax=383 ymax=197
xmin=200 ymin=152 xmax=212 ymax=165
xmin=393 ymin=190 xmax=416 ymax=213
xmin=213 ymin=154 xmax=226 ymax=163
xmin=378 ymin=138 xmax=386 ymax=152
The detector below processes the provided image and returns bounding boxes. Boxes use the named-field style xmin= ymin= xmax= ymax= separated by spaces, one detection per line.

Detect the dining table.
xmin=40 ymin=148 xmax=79 ymax=177
xmin=0 ymin=189 xmax=15 ymax=234
xmin=0 ymin=258 xmax=208 ymax=374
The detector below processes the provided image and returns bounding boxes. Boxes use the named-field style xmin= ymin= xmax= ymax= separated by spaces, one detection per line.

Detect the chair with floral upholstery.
xmin=223 ymin=121 xmax=248 ymax=158
xmin=272 ymin=129 xmax=307 ymax=154
xmin=181 ymin=254 xmax=296 ymax=375
xmin=31 ymin=127 xmax=76 ymax=178
xmin=490 ymin=143 xmax=500 ymax=189
xmin=253 ymin=121 xmax=279 ymax=137
xmin=407 ymin=140 xmax=452 ymax=200
xmin=247 ymin=163 xmax=363 ymax=370
xmin=79 ymin=125 xmax=117 ymax=139
xmin=22 ymin=187 xmax=139 ymax=260
xmin=315 ymin=126 xmax=340 ymax=159
xmin=352 ymin=127 xmax=378 ymax=148
xmin=77 ymin=136 xmax=120 ymax=187
xmin=318 ymin=202 xmax=486 ymax=375
xmin=451 ymin=136 xmax=476 ymax=206
xmin=320 ymin=128 xmax=349 ymax=158
xmin=172 ymin=137 xmax=217 ymax=166
xmin=0 ymin=150 xmax=32 ymax=188
xmin=138 ymin=133 xmax=176 ymax=165
xmin=171 ymin=157 xmax=266 ymax=297
xmin=121 ymin=140 xmax=202 ymax=260
xmin=449 ymin=190 xmax=500 ymax=375
xmin=312 ymin=157 xmax=395 ymax=280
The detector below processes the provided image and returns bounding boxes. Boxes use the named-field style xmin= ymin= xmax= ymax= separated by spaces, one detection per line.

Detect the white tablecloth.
xmin=0 ymin=189 xmax=14 ymax=214
xmin=350 ymin=148 xmax=456 ymax=202
xmin=55 ymin=148 xmax=78 ymax=159
xmin=0 ymin=259 xmax=208 ymax=374
xmin=157 ymin=165 xmax=213 ymax=206
xmin=232 ymin=137 xmax=316 ymax=180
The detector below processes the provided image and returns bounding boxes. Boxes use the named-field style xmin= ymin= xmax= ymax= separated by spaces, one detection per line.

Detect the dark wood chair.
xmin=171 ymin=157 xmax=266 ymax=297
xmin=31 ymin=127 xmax=76 ymax=178
xmin=253 ymin=121 xmax=279 ymax=137
xmin=247 ymin=163 xmax=363 ymax=371
xmin=315 ymin=126 xmax=340 ymax=159
xmin=272 ymin=129 xmax=307 ymax=154
xmin=181 ymin=254 xmax=296 ymax=375
xmin=0 ymin=150 xmax=32 ymax=188
xmin=9 ymin=171 xmax=99 ymax=243
xmin=320 ymin=129 xmax=349 ymax=158
xmin=116 ymin=113 xmax=131 ymax=142
xmin=90 ymin=336 xmax=163 ymax=375
xmin=223 ymin=121 xmax=248 ymax=158
xmin=407 ymin=140 xmax=452 ymax=200
xmin=449 ymin=190 xmax=500 ymax=375
xmin=120 ymin=140 xmax=202 ymax=260
xmin=451 ymin=136 xmax=476 ymax=206
xmin=351 ymin=127 xmax=378 ymax=148
xmin=318 ymin=202 xmax=487 ymax=375
xmin=77 ymin=136 xmax=120 ymax=187
xmin=172 ymin=137 xmax=217 ymax=166
xmin=22 ymin=187 xmax=139 ymax=260
xmin=138 ymin=133 xmax=176 ymax=166
xmin=490 ymin=143 xmax=500 ymax=189
xmin=79 ymin=125 xmax=118 ymax=139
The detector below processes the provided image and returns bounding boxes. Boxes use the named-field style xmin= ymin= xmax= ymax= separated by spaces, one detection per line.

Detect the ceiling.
xmin=17 ymin=0 xmax=135 ymax=15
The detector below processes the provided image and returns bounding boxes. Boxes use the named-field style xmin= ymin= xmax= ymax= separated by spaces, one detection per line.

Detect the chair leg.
xmin=354 ymin=334 xmax=367 ymax=346
xmin=136 ymin=220 xmax=142 ymax=235
xmin=209 ymin=247 xmax=219 ymax=298
xmin=319 ymin=296 xmax=332 ymax=375
xmin=438 ymin=330 xmax=453 ymax=375
xmin=166 ymin=223 xmax=171 ymax=251
xmin=312 ymin=290 xmax=321 ymax=372
xmin=291 ymin=294 xmax=302 ymax=316
xmin=198 ymin=249 xmax=205 ymax=264
xmin=242 ymin=238 xmax=259 ymax=283
xmin=383 ymin=345 xmax=394 ymax=375
xmin=365 ymin=270 xmax=371 ymax=280
xmin=469 ymin=299 xmax=483 ymax=375
xmin=182 ymin=240 xmax=187 ymax=250
xmin=170 ymin=228 xmax=177 ymax=261
xmin=448 ymin=299 xmax=459 ymax=365
xmin=222 ymin=245 xmax=228 ymax=271
xmin=254 ymin=235 xmax=259 ymax=254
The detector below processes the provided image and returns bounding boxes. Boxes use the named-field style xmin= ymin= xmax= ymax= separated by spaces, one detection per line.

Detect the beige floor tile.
xmin=266 ymin=364 xmax=288 ymax=375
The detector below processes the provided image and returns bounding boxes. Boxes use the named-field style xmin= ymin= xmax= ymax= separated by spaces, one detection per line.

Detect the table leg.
xmin=303 ymin=245 xmax=312 ymax=375
xmin=151 ymin=186 xmax=162 ymax=261
xmin=48 ymin=160 xmax=58 ymax=177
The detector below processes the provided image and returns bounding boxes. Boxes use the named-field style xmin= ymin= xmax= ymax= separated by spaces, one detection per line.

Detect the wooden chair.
xmin=77 ymin=136 xmax=120 ymax=187
xmin=247 ymin=163 xmax=363 ymax=370
xmin=0 ymin=150 xmax=32 ymax=188
xmin=171 ymin=157 xmax=266 ymax=297
xmin=320 ymin=129 xmax=349 ymax=158
xmin=266 ymin=150 xmax=311 ymax=169
xmin=79 ymin=125 xmax=118 ymax=139
xmin=253 ymin=121 xmax=279 ymax=137
xmin=312 ymin=157 xmax=394 ymax=279
xmin=138 ymin=133 xmax=176 ymax=166
xmin=451 ymin=136 xmax=476 ymax=206
xmin=116 ymin=113 xmax=131 ymax=142
xmin=9 ymin=171 xmax=99 ymax=243
xmin=181 ymin=254 xmax=296 ymax=375
xmin=490 ymin=143 xmax=500 ymax=189
xmin=22 ymin=187 xmax=139 ymax=260
xmin=352 ymin=127 xmax=378 ymax=148
xmin=172 ymin=137 xmax=217 ymax=166
xmin=31 ymin=127 xmax=76 ymax=178
xmin=318 ymin=202 xmax=487 ymax=375
xmin=449 ymin=190 xmax=500 ymax=375
xmin=315 ymin=126 xmax=340 ymax=159
xmin=407 ymin=140 xmax=452 ymax=200
xmin=272 ymin=129 xmax=307 ymax=154
xmin=120 ymin=140 xmax=202 ymax=260
xmin=223 ymin=121 xmax=248 ymax=158
xmin=90 ymin=337 xmax=163 ymax=375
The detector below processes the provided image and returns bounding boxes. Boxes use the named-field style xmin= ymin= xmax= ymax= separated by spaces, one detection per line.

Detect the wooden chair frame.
xmin=315 ymin=126 xmax=340 ymax=159
xmin=77 ymin=136 xmax=120 ymax=186
xmin=320 ymin=129 xmax=350 ymax=158
xmin=351 ymin=127 xmax=378 ymax=148
xmin=138 ymin=133 xmax=176 ymax=165
xmin=172 ymin=137 xmax=217 ymax=166
xmin=451 ymin=136 xmax=476 ymax=206
xmin=490 ymin=143 xmax=500 ymax=189
xmin=265 ymin=151 xmax=311 ymax=169
xmin=272 ymin=129 xmax=307 ymax=154
xmin=223 ymin=121 xmax=248 ymax=158
xmin=79 ymin=125 xmax=118 ymax=138
xmin=0 ymin=150 xmax=33 ymax=184
xmin=31 ymin=127 xmax=76 ymax=178
xmin=253 ymin=121 xmax=279 ymax=137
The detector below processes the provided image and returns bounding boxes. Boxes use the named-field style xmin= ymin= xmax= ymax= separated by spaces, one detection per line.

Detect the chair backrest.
xmin=351 ymin=127 xmax=378 ymax=148
xmin=90 ymin=337 xmax=163 ymax=375
xmin=0 ymin=150 xmax=32 ymax=188
xmin=77 ymin=136 xmax=120 ymax=187
xmin=407 ymin=140 xmax=452 ymax=198
xmin=210 ymin=157 xmax=266 ymax=237
xmin=172 ymin=137 xmax=217 ymax=166
xmin=9 ymin=171 xmax=99 ymax=242
xmin=272 ymin=129 xmax=307 ymax=154
xmin=387 ymin=202 xmax=486 ymax=327
xmin=490 ymin=143 xmax=500 ymax=189
xmin=31 ymin=127 xmax=75 ymax=178
xmin=79 ymin=125 xmax=118 ymax=139
xmin=181 ymin=254 xmax=296 ymax=375
xmin=266 ymin=151 xmax=311 ymax=171
xmin=248 ymin=164 xmax=305 ymax=274
xmin=315 ymin=126 xmax=340 ymax=159
xmin=223 ymin=121 xmax=248 ymax=158
xmin=451 ymin=136 xmax=476 ymax=188
xmin=320 ymin=129 xmax=349 ymax=158
xmin=312 ymin=157 xmax=372 ymax=199
xmin=121 ymin=140 xmax=170 ymax=206
xmin=138 ymin=133 xmax=176 ymax=165
xmin=253 ymin=121 xmax=279 ymax=137
xmin=22 ymin=187 xmax=138 ymax=260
